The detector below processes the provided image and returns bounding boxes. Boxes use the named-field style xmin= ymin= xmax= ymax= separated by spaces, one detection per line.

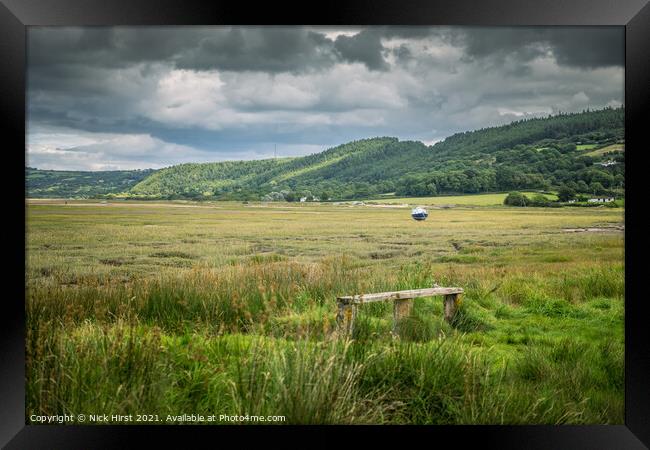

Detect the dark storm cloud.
xmin=29 ymin=26 xmax=391 ymax=75
xmin=28 ymin=26 xmax=624 ymax=79
xmin=331 ymin=26 xmax=454 ymax=71
xmin=549 ymin=28 xmax=624 ymax=68
xmin=333 ymin=29 xmax=390 ymax=70
xmin=29 ymin=27 xmax=342 ymax=74
xmin=29 ymin=27 xmax=201 ymax=68
xmin=457 ymin=27 xmax=624 ymax=69
xmin=174 ymin=28 xmax=339 ymax=72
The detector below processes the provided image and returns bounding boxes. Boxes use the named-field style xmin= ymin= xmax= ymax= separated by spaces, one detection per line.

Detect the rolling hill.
xmin=25 ymin=168 xmax=154 ymax=198
xmin=26 ymin=107 xmax=624 ymax=200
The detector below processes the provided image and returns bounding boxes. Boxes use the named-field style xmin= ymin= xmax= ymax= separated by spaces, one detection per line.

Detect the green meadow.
xmin=26 ymin=198 xmax=624 ymax=424
xmin=372 ymin=191 xmax=558 ymax=206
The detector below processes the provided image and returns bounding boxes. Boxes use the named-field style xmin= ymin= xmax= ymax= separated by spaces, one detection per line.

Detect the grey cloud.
xmin=334 ymin=29 xmax=389 ymax=70
xmin=458 ymin=28 xmax=548 ymax=63
xmin=29 ymin=27 xmax=343 ymax=74
xmin=392 ymin=44 xmax=413 ymax=63
xmin=27 ymin=26 xmax=413 ymax=77
xmin=28 ymin=26 xmax=624 ymax=79
xmin=175 ymin=28 xmax=339 ymax=72
xmin=456 ymin=27 xmax=624 ymax=69
xmin=331 ymin=27 xmax=440 ymax=71
xmin=549 ymin=28 xmax=624 ymax=68
xmin=29 ymin=27 xmax=193 ymax=68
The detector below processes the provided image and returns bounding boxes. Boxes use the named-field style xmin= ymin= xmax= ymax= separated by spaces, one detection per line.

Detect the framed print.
xmin=1 ymin=0 xmax=649 ymax=448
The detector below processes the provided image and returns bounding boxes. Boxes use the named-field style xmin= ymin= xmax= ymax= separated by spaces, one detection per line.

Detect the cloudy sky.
xmin=27 ymin=26 xmax=624 ymax=171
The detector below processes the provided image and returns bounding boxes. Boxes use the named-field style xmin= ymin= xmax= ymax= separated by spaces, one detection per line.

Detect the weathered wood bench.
xmin=336 ymin=286 xmax=464 ymax=337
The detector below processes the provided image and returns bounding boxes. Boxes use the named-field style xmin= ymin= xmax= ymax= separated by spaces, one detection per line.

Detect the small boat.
xmin=411 ymin=207 xmax=428 ymax=221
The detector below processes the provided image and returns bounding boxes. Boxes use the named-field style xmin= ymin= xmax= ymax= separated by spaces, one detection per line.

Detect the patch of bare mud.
xmin=562 ymin=225 xmax=624 ymax=233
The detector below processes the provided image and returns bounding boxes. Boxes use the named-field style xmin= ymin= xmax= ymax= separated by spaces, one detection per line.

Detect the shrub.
xmin=504 ymin=192 xmax=527 ymax=206
xmin=528 ymin=194 xmax=550 ymax=207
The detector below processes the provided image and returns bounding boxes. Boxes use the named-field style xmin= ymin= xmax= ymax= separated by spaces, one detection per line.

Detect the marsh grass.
xmin=230 ymin=339 xmax=387 ymax=424
xmin=26 ymin=201 xmax=624 ymax=424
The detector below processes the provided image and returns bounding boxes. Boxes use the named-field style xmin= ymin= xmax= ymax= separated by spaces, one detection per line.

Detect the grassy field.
xmin=583 ymin=143 xmax=625 ymax=157
xmin=26 ymin=198 xmax=624 ymax=424
xmin=371 ymin=191 xmax=558 ymax=206
xmin=576 ymin=144 xmax=599 ymax=150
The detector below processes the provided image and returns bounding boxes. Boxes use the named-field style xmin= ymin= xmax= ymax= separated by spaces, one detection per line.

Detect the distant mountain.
xmin=26 ymin=107 xmax=624 ymax=200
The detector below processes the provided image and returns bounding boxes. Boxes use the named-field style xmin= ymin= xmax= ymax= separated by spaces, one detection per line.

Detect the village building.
xmin=587 ymin=197 xmax=615 ymax=203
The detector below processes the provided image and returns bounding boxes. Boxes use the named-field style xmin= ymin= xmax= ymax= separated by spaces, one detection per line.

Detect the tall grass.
xmin=231 ymin=339 xmax=386 ymax=424
xmin=26 ymin=320 xmax=165 ymax=417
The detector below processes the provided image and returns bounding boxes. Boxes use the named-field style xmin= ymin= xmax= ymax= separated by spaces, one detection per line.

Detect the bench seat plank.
xmin=337 ymin=287 xmax=463 ymax=304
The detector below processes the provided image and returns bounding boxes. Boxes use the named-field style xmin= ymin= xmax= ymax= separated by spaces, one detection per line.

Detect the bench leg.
xmin=336 ymin=302 xmax=357 ymax=337
xmin=392 ymin=298 xmax=413 ymax=337
xmin=443 ymin=294 xmax=459 ymax=322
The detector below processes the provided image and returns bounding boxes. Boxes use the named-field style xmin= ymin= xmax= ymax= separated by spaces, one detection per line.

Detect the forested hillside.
xmin=26 ymin=168 xmax=154 ymax=198
xmin=26 ymin=107 xmax=624 ymax=200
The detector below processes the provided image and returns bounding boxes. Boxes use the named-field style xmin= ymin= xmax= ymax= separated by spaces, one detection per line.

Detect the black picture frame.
xmin=2 ymin=0 xmax=648 ymax=448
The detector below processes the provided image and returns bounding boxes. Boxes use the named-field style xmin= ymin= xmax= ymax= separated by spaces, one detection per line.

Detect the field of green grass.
xmin=372 ymin=191 xmax=558 ymax=206
xmin=583 ymin=143 xmax=625 ymax=157
xmin=26 ymin=198 xmax=624 ymax=424
xmin=576 ymin=144 xmax=599 ymax=150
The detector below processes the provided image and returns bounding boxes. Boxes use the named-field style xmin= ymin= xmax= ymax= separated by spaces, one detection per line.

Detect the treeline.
xmin=504 ymin=190 xmax=622 ymax=208
xmin=395 ymin=144 xmax=624 ymax=198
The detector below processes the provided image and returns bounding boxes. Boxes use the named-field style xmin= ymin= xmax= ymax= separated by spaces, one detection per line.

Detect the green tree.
xmin=557 ymin=185 xmax=576 ymax=202
xmin=589 ymin=182 xmax=605 ymax=196
xmin=504 ymin=192 xmax=527 ymax=207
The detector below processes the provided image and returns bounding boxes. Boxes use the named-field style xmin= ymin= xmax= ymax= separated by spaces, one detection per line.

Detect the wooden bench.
xmin=336 ymin=286 xmax=464 ymax=337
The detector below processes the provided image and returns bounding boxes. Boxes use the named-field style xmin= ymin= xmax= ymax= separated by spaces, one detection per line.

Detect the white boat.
xmin=411 ymin=207 xmax=428 ymax=221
